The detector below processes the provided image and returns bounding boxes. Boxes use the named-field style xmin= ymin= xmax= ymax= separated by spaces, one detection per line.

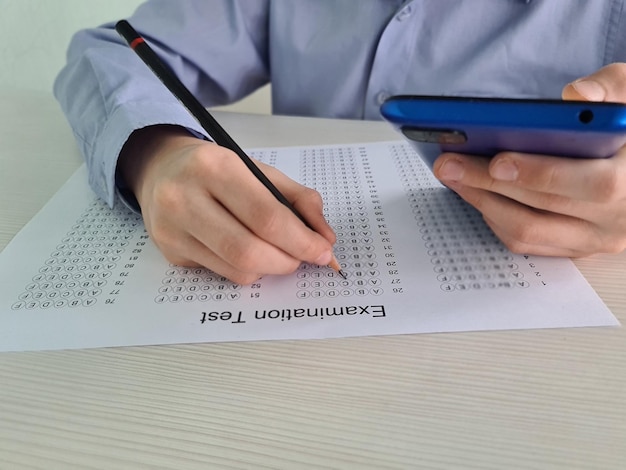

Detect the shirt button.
xmin=396 ymin=4 xmax=413 ymax=21
xmin=376 ymin=91 xmax=391 ymax=105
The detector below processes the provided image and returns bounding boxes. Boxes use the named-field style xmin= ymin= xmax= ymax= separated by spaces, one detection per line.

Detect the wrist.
xmin=117 ymin=125 xmax=200 ymax=204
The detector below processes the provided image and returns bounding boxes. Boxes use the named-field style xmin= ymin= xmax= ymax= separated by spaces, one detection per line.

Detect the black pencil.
xmin=115 ymin=19 xmax=346 ymax=279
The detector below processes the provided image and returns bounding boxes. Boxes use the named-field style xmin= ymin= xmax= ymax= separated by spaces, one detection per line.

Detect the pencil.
xmin=115 ymin=20 xmax=346 ymax=280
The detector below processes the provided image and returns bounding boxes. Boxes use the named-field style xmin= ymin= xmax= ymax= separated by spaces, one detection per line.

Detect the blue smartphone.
xmin=380 ymin=95 xmax=626 ymax=169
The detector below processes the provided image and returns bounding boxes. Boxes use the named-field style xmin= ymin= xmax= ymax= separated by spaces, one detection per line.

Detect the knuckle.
xmin=219 ymin=237 xmax=261 ymax=274
xmin=185 ymin=147 xmax=209 ymax=172
xmin=184 ymin=144 xmax=233 ymax=180
xmin=291 ymin=186 xmax=325 ymax=215
xmin=229 ymin=272 xmax=262 ymax=286
xmin=506 ymin=220 xmax=542 ymax=248
xmin=535 ymin=161 xmax=565 ymax=191
xmin=147 ymin=221 xmax=174 ymax=249
xmin=254 ymin=209 xmax=284 ymax=240
xmin=301 ymin=187 xmax=324 ymax=207
xmin=485 ymin=219 xmax=529 ymax=254
xmin=599 ymin=234 xmax=626 ymax=254
xmin=164 ymin=254 xmax=197 ymax=268
xmin=268 ymin=257 xmax=302 ymax=275
xmin=604 ymin=243 xmax=622 ymax=255
xmin=606 ymin=63 xmax=626 ymax=84
xmin=198 ymin=146 xmax=238 ymax=176
xmin=294 ymin=239 xmax=323 ymax=263
xmin=591 ymin=166 xmax=620 ymax=203
xmin=501 ymin=238 xmax=528 ymax=255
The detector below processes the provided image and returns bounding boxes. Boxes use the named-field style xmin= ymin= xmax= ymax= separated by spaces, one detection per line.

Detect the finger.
xmin=158 ymin=232 xmax=264 ymax=286
xmin=435 ymin=151 xmax=626 ymax=208
xmin=260 ymin=162 xmax=337 ymax=245
xmin=447 ymin=182 xmax=601 ymax=257
xmin=485 ymin=214 xmax=597 ymax=258
xmin=182 ymin=185 xmax=321 ymax=275
xmin=562 ymin=62 xmax=626 ymax=103
xmin=433 ymin=152 xmax=490 ymax=185
xmin=488 ymin=149 xmax=626 ymax=204
xmin=142 ymin=199 xmax=269 ymax=283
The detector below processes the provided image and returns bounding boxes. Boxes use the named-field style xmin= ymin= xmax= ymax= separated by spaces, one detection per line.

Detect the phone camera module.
xmin=401 ymin=127 xmax=467 ymax=145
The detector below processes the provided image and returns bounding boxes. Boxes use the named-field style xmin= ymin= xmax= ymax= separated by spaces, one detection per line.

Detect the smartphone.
xmin=380 ymin=95 xmax=626 ymax=169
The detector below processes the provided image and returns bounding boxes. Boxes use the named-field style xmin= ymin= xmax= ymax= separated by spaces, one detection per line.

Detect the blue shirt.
xmin=54 ymin=0 xmax=626 ymax=208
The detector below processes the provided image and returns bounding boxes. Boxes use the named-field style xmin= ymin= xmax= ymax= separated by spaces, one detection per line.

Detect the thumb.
xmin=562 ymin=62 xmax=626 ymax=103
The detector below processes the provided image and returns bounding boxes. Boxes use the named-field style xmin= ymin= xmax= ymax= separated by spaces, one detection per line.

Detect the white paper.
xmin=0 ymin=141 xmax=618 ymax=352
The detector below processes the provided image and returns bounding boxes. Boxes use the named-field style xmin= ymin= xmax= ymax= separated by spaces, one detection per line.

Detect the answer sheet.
xmin=0 ymin=141 xmax=618 ymax=352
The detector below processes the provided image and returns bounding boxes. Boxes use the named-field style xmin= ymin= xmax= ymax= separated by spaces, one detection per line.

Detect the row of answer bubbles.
xmin=11 ymin=199 xmax=142 ymax=310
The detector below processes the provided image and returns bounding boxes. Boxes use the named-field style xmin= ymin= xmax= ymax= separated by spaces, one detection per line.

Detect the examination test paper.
xmin=0 ymin=141 xmax=618 ymax=352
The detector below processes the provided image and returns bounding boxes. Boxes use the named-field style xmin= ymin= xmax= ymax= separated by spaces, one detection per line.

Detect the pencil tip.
xmin=338 ymin=269 xmax=347 ymax=279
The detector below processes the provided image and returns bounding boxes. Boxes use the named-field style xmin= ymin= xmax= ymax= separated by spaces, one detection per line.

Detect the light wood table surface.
xmin=1 ymin=91 xmax=625 ymax=469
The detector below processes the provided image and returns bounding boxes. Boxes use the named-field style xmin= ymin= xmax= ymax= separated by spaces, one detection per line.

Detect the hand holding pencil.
xmin=115 ymin=20 xmax=345 ymax=284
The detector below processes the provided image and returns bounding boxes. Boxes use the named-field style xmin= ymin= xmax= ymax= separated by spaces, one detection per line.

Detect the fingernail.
xmin=438 ymin=159 xmax=464 ymax=181
xmin=572 ymin=79 xmax=606 ymax=101
xmin=314 ymin=250 xmax=332 ymax=266
xmin=491 ymin=159 xmax=519 ymax=181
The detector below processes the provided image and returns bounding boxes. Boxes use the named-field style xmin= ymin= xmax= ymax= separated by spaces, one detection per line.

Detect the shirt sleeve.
xmin=53 ymin=0 xmax=270 ymax=208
